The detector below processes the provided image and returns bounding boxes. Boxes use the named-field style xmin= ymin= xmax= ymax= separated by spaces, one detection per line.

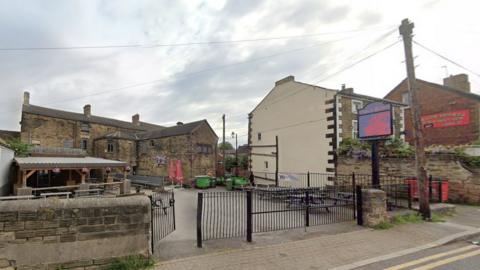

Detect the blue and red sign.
xmin=358 ymin=102 xmax=393 ymax=139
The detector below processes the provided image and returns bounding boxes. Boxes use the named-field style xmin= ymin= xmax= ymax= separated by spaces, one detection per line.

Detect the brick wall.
xmin=337 ymin=156 xmax=480 ymax=204
xmin=0 ymin=196 xmax=150 ymax=269
xmin=385 ymin=80 xmax=480 ymax=146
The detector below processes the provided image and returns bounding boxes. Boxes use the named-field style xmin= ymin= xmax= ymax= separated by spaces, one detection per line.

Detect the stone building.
xmin=384 ymin=74 xmax=480 ymax=146
xmin=20 ymin=92 xmax=218 ymax=181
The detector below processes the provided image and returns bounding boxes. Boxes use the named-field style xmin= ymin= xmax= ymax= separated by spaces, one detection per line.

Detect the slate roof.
xmin=22 ymin=104 xmax=164 ymax=131
xmin=337 ymin=91 xmax=407 ymax=106
xmin=139 ymin=120 xmax=217 ymax=140
xmin=14 ymin=156 xmax=127 ymax=169
xmin=384 ymin=78 xmax=480 ymax=101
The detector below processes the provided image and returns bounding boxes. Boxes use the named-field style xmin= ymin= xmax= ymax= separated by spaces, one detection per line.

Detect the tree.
xmin=7 ymin=138 xmax=31 ymax=157
xmin=218 ymin=142 xmax=234 ymax=150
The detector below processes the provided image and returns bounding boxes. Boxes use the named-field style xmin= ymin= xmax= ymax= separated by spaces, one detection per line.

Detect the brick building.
xmin=384 ymin=74 xmax=480 ymax=146
xmin=20 ymin=92 xmax=218 ymax=181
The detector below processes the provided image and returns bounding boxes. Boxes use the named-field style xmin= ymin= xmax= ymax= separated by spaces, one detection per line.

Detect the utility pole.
xmin=222 ymin=114 xmax=226 ymax=177
xmin=399 ymin=18 xmax=431 ymax=219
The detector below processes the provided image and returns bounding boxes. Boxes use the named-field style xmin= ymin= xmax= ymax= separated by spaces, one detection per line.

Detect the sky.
xmin=0 ymin=0 xmax=479 ymax=146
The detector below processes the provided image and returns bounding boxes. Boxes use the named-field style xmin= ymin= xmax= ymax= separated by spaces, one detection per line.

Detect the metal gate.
xmin=150 ymin=190 xmax=175 ymax=253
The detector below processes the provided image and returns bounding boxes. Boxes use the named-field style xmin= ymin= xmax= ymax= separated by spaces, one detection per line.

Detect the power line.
xmin=34 ymin=34 xmax=365 ymax=106
xmin=260 ymin=39 xmax=401 ymax=109
xmin=412 ymin=40 xmax=480 ymax=78
xmin=0 ymin=25 xmax=395 ymax=52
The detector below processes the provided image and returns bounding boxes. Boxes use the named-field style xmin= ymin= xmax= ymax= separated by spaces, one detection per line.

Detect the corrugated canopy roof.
xmin=14 ymin=156 xmax=127 ymax=170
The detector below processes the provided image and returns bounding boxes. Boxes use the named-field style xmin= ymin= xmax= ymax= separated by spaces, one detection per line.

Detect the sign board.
xmin=421 ymin=109 xmax=470 ymax=129
xmin=358 ymin=102 xmax=393 ymax=139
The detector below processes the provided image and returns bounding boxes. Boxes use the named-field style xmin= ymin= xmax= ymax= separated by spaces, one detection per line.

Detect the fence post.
xmin=356 ymin=185 xmax=363 ymax=226
xmin=307 ymin=172 xmax=311 ymax=188
xmin=246 ymin=191 xmax=253 ymax=242
xmin=407 ymin=182 xmax=412 ymax=209
xmin=196 ymin=193 xmax=203 ymax=248
xmin=352 ymin=173 xmax=356 ymax=219
xmin=428 ymin=174 xmax=433 ymax=202
xmin=305 ymin=190 xmax=310 ymax=227
xmin=149 ymin=195 xmax=154 ymax=254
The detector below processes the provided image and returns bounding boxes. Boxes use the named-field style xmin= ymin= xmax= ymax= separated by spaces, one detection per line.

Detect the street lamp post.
xmin=231 ymin=132 xmax=238 ymax=172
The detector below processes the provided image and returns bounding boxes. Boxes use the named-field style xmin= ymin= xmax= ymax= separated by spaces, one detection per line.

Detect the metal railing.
xmin=197 ymin=185 xmax=356 ymax=247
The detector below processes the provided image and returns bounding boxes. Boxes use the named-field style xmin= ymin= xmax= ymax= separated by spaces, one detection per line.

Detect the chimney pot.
xmin=23 ymin=91 xmax=30 ymax=106
xmin=83 ymin=104 xmax=91 ymax=118
xmin=132 ymin=114 xmax=140 ymax=126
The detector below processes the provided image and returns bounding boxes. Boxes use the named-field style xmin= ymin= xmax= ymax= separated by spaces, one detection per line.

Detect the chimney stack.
xmin=443 ymin=74 xmax=470 ymax=93
xmin=23 ymin=91 xmax=30 ymax=106
xmin=176 ymin=122 xmax=184 ymax=126
xmin=132 ymin=114 xmax=140 ymax=126
xmin=339 ymin=85 xmax=354 ymax=95
xmin=83 ymin=104 xmax=91 ymax=118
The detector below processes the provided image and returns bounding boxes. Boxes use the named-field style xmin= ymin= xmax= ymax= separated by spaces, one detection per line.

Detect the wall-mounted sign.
xmin=154 ymin=155 xmax=167 ymax=166
xmin=422 ymin=109 xmax=470 ymax=129
xmin=358 ymin=102 xmax=393 ymax=139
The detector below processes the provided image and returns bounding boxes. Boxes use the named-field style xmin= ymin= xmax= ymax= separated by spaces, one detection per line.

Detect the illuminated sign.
xmin=358 ymin=102 xmax=393 ymax=139
xmin=422 ymin=110 xmax=470 ymax=128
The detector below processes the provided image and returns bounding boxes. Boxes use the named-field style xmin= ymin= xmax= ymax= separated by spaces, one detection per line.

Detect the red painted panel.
xmin=421 ymin=109 xmax=470 ymax=129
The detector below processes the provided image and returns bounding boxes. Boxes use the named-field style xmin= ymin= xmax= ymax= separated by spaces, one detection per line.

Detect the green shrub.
xmin=454 ymin=148 xmax=480 ymax=168
xmin=6 ymin=138 xmax=31 ymax=156
xmin=337 ymin=138 xmax=369 ymax=156
xmin=382 ymin=138 xmax=415 ymax=158
xmin=105 ymin=255 xmax=154 ymax=270
xmin=430 ymin=213 xmax=446 ymax=223
xmin=373 ymin=221 xmax=394 ymax=230
xmin=392 ymin=213 xmax=423 ymax=225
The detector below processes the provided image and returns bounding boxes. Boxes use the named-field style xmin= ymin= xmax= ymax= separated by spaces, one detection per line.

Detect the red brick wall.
xmin=385 ymin=80 xmax=480 ymax=146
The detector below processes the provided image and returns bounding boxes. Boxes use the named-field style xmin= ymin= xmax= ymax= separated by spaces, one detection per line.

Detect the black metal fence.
xmin=197 ymin=186 xmax=355 ymax=247
xmin=150 ymin=191 xmax=175 ymax=253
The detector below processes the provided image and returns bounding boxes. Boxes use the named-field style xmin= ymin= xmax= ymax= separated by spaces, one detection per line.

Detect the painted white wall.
xmin=0 ymin=145 xmax=14 ymax=196
xmin=250 ymin=79 xmax=337 ymax=181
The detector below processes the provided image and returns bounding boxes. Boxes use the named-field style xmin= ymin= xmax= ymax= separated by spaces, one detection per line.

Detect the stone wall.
xmin=21 ymin=113 xmax=143 ymax=156
xmin=337 ymin=155 xmax=480 ymax=204
xmin=0 ymin=196 xmax=150 ymax=269
xmin=94 ymin=138 xmax=137 ymax=167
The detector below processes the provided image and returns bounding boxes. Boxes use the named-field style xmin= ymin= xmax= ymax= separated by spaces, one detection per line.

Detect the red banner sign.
xmin=421 ymin=109 xmax=470 ymax=128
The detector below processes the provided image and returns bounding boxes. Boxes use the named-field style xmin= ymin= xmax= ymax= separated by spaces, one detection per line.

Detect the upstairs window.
xmin=107 ymin=140 xmax=114 ymax=153
xmin=402 ymin=92 xmax=410 ymax=105
xmin=81 ymin=122 xmax=90 ymax=133
xmin=352 ymin=100 xmax=363 ymax=114
xmin=257 ymin=132 xmax=262 ymax=141
xmin=63 ymin=139 xmax=73 ymax=148
xmin=265 ymin=161 xmax=269 ymax=169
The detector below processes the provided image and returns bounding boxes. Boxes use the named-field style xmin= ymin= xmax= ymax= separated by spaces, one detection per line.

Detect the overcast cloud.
xmin=0 ymin=0 xmax=479 ymax=145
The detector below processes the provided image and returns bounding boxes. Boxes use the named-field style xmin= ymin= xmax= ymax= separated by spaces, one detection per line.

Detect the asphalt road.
xmin=356 ymin=237 xmax=480 ymax=270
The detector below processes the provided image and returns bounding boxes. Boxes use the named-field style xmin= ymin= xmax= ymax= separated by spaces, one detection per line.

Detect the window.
xmin=402 ymin=92 xmax=410 ymax=105
xmin=80 ymin=122 xmax=90 ymax=132
xmin=352 ymin=120 xmax=358 ymax=139
xmin=257 ymin=132 xmax=262 ymax=141
xmin=107 ymin=140 xmax=114 ymax=153
xmin=352 ymin=100 xmax=363 ymax=114
xmin=264 ymin=161 xmax=269 ymax=169
xmin=81 ymin=139 xmax=88 ymax=150
xmin=150 ymin=140 xmax=155 ymax=147
xmin=197 ymin=144 xmax=212 ymax=154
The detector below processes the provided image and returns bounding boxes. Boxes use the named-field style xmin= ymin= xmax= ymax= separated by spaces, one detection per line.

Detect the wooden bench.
xmin=40 ymin=192 xmax=72 ymax=199
xmin=74 ymin=189 xmax=103 ymax=197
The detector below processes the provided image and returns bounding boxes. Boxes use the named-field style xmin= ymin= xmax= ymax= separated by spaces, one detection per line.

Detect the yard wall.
xmin=0 ymin=195 xmax=151 ymax=269
xmin=337 ymin=155 xmax=480 ymax=204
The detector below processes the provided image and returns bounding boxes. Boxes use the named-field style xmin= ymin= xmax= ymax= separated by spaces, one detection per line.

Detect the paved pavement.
xmin=355 ymin=237 xmax=480 ymax=270
xmin=154 ymin=205 xmax=480 ymax=270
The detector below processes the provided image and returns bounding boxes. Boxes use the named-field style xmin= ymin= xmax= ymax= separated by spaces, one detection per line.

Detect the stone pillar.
xmin=362 ymin=189 xmax=388 ymax=227
xmin=17 ymin=187 xmax=33 ymax=196
xmin=78 ymin=183 xmax=90 ymax=191
xmin=120 ymin=180 xmax=131 ymax=195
